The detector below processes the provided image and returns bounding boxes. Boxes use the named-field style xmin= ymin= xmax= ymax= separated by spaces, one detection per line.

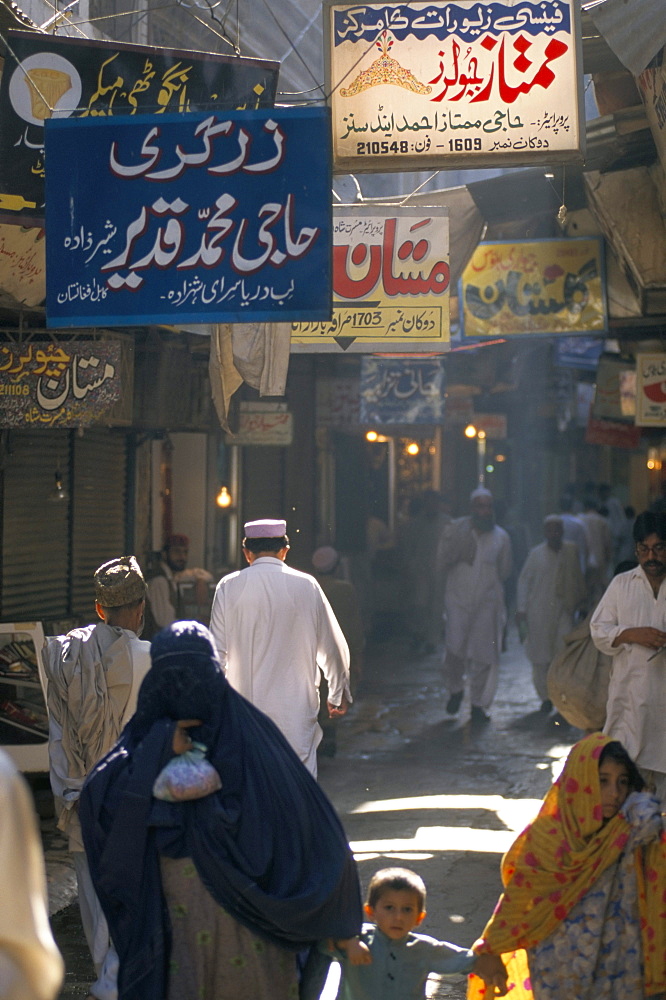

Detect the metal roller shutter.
xmin=2 ymin=430 xmax=71 ymax=620
xmin=70 ymin=428 xmax=127 ymax=620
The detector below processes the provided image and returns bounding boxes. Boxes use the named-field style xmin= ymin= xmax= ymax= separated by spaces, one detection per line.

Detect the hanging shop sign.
xmin=460 ymin=238 xmax=606 ymax=339
xmin=635 ymin=353 xmax=666 ymax=427
xmin=0 ymin=340 xmax=122 ymax=427
xmin=554 ymin=336 xmax=604 ymax=371
xmin=592 ymin=354 xmax=636 ymax=423
xmin=324 ymin=0 xmax=584 ymax=173
xmin=360 ymin=356 xmax=445 ymax=423
xmin=44 ymin=107 xmax=332 ymax=328
xmin=585 ymin=416 xmax=642 ymax=449
xmin=225 ymin=402 xmax=293 ymax=445
xmin=0 ymin=30 xmax=279 ymax=227
xmin=291 ymin=205 xmax=449 ymax=353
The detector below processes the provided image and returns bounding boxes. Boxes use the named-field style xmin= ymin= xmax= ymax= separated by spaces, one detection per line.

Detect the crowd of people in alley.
xmin=3 ymin=494 xmax=666 ymax=1000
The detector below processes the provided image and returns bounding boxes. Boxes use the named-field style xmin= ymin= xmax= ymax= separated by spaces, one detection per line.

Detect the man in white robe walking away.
xmin=439 ymin=488 xmax=512 ymax=724
xmin=44 ymin=557 xmax=151 ymax=1000
xmin=516 ymin=515 xmax=586 ymax=713
xmin=210 ymin=519 xmax=351 ymax=777
xmin=591 ymin=510 xmax=666 ymax=803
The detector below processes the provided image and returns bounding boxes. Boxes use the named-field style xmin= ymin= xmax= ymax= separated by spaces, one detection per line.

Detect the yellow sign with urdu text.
xmin=291 ymin=205 xmax=449 ymax=353
xmin=461 ymin=238 xmax=606 ymax=338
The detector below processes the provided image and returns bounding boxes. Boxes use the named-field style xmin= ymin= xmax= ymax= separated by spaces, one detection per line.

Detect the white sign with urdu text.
xmin=635 ymin=353 xmax=666 ymax=427
xmin=291 ymin=204 xmax=449 ymax=352
xmin=325 ymin=0 xmax=584 ymax=173
xmin=225 ymin=402 xmax=293 ymax=445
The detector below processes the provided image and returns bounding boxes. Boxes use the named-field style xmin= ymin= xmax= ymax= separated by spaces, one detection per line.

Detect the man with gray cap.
xmin=439 ymin=488 xmax=513 ymax=724
xmin=43 ymin=556 xmax=151 ymax=1000
xmin=210 ymin=520 xmax=351 ymax=777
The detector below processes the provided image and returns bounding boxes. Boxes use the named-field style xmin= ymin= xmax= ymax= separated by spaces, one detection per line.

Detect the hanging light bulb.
xmin=47 ymin=469 xmax=68 ymax=502
xmin=216 ymin=485 xmax=233 ymax=508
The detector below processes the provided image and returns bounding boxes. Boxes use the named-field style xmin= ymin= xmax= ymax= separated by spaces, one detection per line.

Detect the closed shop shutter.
xmin=242 ymin=447 xmax=285 ymax=523
xmin=2 ymin=430 xmax=71 ymax=620
xmin=70 ymin=428 xmax=127 ymax=620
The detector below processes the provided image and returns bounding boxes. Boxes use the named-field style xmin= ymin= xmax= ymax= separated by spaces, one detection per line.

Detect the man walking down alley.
xmin=210 ymin=519 xmax=351 ymax=777
xmin=591 ymin=510 xmax=666 ymax=802
xmin=43 ymin=557 xmax=151 ymax=1000
xmin=516 ymin=515 xmax=586 ymax=712
xmin=439 ymin=488 xmax=513 ymax=724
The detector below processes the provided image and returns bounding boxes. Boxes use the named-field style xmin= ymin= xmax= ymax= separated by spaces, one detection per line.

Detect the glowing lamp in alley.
xmin=216 ymin=486 xmax=233 ymax=508
xmin=464 ymin=424 xmax=477 ymax=439
xmin=366 ymin=430 xmax=379 ymax=442
xmin=406 ymin=442 xmax=420 ymax=456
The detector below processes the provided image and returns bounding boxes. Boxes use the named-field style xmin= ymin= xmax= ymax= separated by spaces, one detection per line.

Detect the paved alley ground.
xmin=42 ymin=626 xmax=582 ymax=999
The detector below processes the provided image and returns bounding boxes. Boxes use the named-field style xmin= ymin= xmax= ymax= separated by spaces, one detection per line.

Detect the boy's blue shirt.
xmin=321 ymin=922 xmax=475 ymax=1000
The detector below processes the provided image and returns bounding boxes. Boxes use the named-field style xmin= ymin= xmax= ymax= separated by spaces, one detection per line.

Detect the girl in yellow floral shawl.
xmin=468 ymin=732 xmax=666 ymax=1000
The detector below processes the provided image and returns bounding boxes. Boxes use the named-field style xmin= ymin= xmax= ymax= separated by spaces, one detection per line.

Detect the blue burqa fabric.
xmin=80 ymin=621 xmax=363 ymax=1000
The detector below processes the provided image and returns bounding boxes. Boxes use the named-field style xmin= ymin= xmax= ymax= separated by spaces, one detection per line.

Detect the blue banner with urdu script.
xmin=45 ymin=106 xmax=332 ymax=327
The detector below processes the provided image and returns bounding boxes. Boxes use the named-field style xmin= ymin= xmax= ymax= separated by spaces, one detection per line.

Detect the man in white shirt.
xmin=439 ymin=488 xmax=513 ymax=724
xmin=579 ymin=495 xmax=612 ymax=606
xmin=516 ymin=515 xmax=586 ymax=712
xmin=591 ymin=510 xmax=666 ymax=802
xmin=210 ymin=519 xmax=351 ymax=777
xmin=44 ymin=557 xmax=151 ymax=1000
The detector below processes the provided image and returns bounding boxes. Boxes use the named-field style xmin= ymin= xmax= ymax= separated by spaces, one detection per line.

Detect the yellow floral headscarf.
xmin=467 ymin=732 xmax=666 ymax=999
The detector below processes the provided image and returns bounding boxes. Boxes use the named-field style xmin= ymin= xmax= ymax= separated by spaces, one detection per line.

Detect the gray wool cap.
xmin=94 ymin=555 xmax=146 ymax=607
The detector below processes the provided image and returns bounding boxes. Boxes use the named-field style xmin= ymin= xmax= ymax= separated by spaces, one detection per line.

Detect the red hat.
xmin=166 ymin=533 xmax=189 ymax=548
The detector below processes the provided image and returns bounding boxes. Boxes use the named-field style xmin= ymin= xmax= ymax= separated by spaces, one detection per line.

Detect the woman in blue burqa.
xmin=79 ymin=621 xmax=363 ymax=1000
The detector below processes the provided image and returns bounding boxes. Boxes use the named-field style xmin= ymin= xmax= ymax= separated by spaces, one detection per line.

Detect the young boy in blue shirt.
xmin=322 ymin=867 xmax=507 ymax=1000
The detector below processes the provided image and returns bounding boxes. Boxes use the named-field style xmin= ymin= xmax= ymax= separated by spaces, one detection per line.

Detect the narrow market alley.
xmin=43 ymin=626 xmax=581 ymax=999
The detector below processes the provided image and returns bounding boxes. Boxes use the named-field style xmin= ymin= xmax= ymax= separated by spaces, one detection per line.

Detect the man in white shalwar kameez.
xmin=591 ymin=510 xmax=666 ymax=803
xmin=516 ymin=515 xmax=586 ymax=711
xmin=210 ymin=519 xmax=351 ymax=777
xmin=440 ymin=488 xmax=512 ymax=724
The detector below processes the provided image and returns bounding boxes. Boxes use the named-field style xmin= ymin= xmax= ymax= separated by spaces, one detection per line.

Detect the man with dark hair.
xmin=591 ymin=510 xmax=666 ymax=801
xmin=210 ymin=519 xmax=351 ymax=777
xmin=44 ymin=556 xmax=151 ymax=1000
xmin=144 ymin=533 xmax=213 ymax=638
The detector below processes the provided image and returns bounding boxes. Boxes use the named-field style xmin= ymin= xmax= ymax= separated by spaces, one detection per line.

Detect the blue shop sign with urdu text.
xmin=360 ymin=357 xmax=445 ymax=424
xmin=45 ymin=107 xmax=332 ymax=327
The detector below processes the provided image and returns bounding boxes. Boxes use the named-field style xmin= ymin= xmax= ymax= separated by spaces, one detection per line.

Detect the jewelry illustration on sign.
xmin=340 ymin=31 xmax=432 ymax=95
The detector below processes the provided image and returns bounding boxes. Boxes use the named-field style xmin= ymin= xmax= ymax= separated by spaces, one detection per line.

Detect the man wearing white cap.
xmin=210 ymin=520 xmax=351 ymax=777
xmin=43 ymin=556 xmax=151 ymax=1000
xmin=439 ymin=488 xmax=512 ymax=723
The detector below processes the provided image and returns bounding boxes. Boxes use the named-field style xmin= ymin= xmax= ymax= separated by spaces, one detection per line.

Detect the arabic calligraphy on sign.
xmin=360 ymin=357 xmax=446 ymax=424
xmin=292 ymin=205 xmax=449 ymax=353
xmin=325 ymin=0 xmax=582 ymax=170
xmin=0 ymin=340 xmax=122 ymax=427
xmin=45 ymin=107 xmax=332 ymax=327
xmin=460 ymin=238 xmax=606 ymax=338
